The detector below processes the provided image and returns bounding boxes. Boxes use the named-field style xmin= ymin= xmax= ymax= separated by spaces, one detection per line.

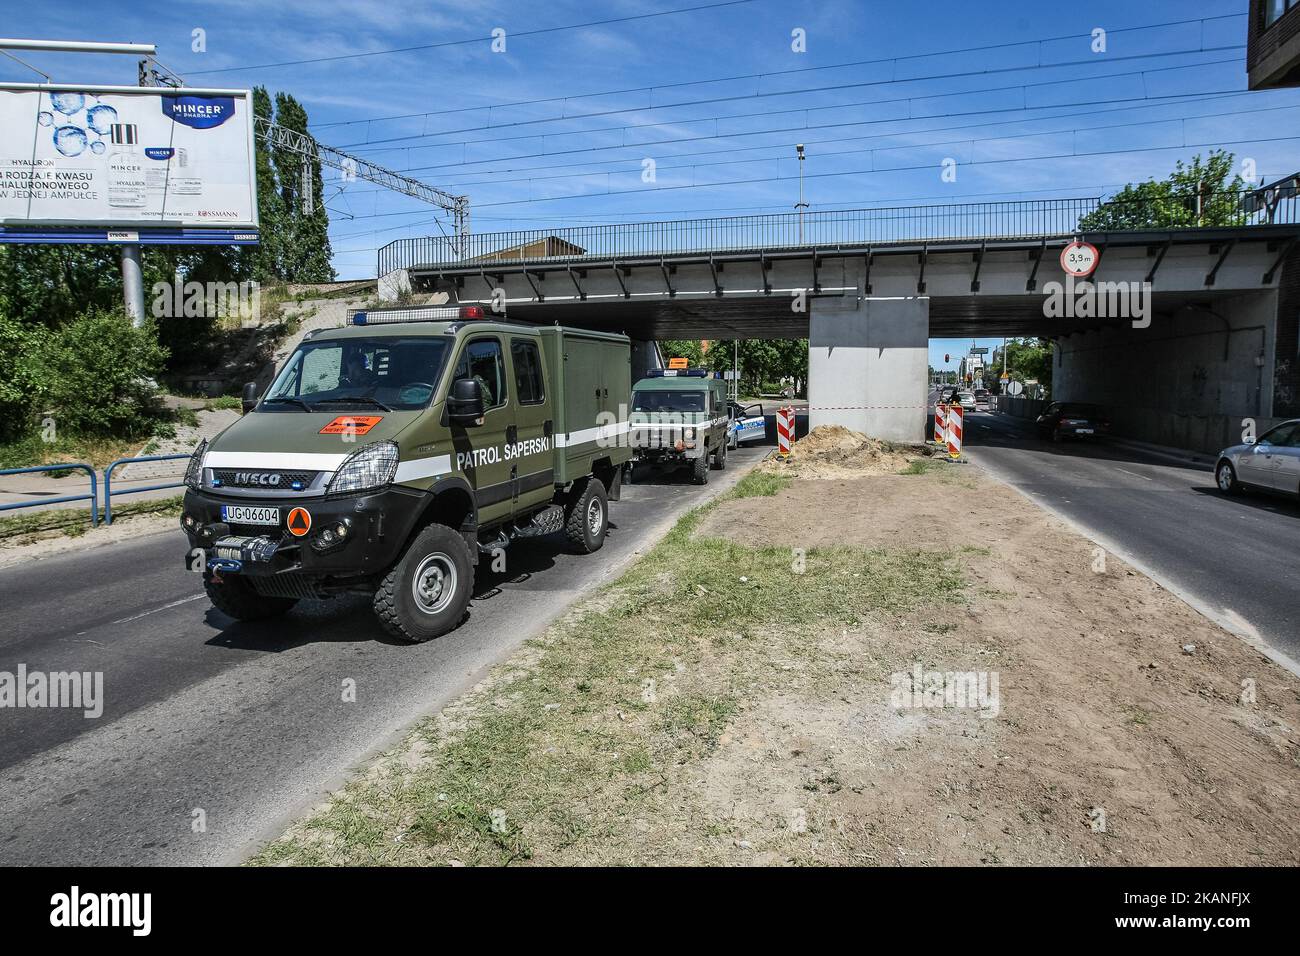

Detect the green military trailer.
xmin=179 ymin=305 xmax=631 ymax=642
xmin=628 ymin=368 xmax=730 ymax=484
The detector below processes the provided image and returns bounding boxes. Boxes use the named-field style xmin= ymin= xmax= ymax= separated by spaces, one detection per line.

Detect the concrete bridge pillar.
xmin=808 ymin=295 xmax=929 ymax=443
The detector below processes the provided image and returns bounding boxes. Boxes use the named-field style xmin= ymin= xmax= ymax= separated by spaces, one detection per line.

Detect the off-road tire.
xmin=692 ymin=451 xmax=710 ymax=484
xmin=373 ymin=523 xmax=474 ymax=643
xmin=565 ymin=477 xmax=608 ymax=553
xmin=1215 ymin=460 xmax=1243 ymax=496
xmin=712 ymin=438 xmax=727 ymax=470
xmin=204 ymin=573 xmax=298 ymax=621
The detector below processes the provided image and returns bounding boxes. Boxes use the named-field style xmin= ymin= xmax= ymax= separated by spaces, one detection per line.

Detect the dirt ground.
xmin=692 ymin=464 xmax=1300 ymax=865
xmin=257 ymin=431 xmax=1300 ymax=867
xmin=760 ymin=423 xmax=924 ymax=479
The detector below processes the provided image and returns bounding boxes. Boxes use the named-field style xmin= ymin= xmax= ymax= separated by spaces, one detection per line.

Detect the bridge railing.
xmin=378 ymin=189 xmax=1299 ymax=276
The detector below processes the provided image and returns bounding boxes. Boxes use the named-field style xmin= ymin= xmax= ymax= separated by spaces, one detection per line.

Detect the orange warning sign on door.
xmin=319 ymin=415 xmax=383 ymax=435
xmin=287 ymin=507 xmax=312 ymax=537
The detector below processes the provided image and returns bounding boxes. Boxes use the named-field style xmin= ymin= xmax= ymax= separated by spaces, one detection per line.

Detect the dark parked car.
xmin=1036 ymin=402 xmax=1111 ymax=441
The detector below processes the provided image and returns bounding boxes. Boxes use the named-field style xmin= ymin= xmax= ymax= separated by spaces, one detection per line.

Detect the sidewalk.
xmin=0 ymin=403 xmax=236 ymax=520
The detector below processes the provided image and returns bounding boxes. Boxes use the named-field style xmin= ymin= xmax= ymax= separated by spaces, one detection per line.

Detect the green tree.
xmin=991 ymin=338 xmax=1053 ymax=392
xmin=269 ymin=92 xmax=335 ymax=282
xmin=27 ymin=310 xmax=169 ymax=439
xmin=1078 ymin=151 xmax=1248 ymax=231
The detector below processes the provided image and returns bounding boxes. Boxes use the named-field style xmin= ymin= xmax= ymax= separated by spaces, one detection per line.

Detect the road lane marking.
xmin=1115 ymin=468 xmax=1153 ymax=481
xmin=111 ymin=594 xmax=206 ymax=625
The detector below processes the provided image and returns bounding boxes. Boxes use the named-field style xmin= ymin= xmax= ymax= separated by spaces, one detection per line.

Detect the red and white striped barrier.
xmin=946 ymin=404 xmax=964 ymax=459
xmin=933 ymin=404 xmax=948 ymax=446
xmin=777 ymin=406 xmax=794 ymax=456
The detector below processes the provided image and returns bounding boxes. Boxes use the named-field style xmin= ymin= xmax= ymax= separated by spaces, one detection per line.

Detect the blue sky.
xmin=8 ymin=0 xmax=1300 ymax=366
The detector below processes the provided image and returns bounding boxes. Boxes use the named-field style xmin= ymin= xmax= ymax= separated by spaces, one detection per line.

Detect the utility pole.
xmin=795 ymin=143 xmax=808 ymax=243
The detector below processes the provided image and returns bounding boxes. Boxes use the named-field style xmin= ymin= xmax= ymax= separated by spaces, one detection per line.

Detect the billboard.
xmin=0 ymin=83 xmax=257 ymax=239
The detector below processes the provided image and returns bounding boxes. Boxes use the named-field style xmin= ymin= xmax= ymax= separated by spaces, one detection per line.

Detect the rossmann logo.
xmin=163 ymin=95 xmax=235 ymax=129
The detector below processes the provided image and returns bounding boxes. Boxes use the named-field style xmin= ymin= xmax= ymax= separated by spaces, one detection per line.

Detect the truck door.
xmin=448 ymin=335 xmax=513 ymax=527
xmin=508 ymin=336 xmax=554 ymax=513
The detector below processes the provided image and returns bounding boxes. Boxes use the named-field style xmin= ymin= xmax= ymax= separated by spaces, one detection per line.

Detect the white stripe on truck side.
xmin=394 ymin=455 xmax=454 ymax=483
xmin=555 ymin=420 xmax=630 ymax=448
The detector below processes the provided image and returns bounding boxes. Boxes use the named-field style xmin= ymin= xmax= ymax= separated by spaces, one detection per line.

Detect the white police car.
xmin=728 ymin=401 xmax=767 ymax=448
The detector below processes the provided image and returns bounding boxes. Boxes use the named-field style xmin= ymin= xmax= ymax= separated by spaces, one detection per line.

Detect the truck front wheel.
xmin=691 ymin=450 xmax=710 ymax=484
xmin=565 ymin=477 xmax=608 ymax=553
xmin=373 ymin=523 xmax=474 ymax=643
xmin=204 ymin=573 xmax=298 ymax=621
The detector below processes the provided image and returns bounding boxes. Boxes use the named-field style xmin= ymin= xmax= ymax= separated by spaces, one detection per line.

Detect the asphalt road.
xmin=964 ymin=410 xmax=1300 ymax=663
xmin=0 ymin=447 xmax=765 ymax=866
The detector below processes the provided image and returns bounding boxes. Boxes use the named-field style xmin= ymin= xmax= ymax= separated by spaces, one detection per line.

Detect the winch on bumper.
xmin=180 ymin=485 xmax=426 ymax=581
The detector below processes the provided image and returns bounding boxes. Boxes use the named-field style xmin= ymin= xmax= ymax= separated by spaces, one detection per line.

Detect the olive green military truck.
xmin=628 ymin=368 xmax=729 ymax=484
xmin=180 ymin=305 xmax=632 ymax=642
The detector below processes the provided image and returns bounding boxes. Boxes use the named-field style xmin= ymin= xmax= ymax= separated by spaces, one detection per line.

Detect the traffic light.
xmin=944 ymin=353 xmax=950 ymax=363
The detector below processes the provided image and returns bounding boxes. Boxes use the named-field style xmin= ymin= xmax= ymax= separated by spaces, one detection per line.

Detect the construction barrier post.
xmin=777 ymin=406 xmax=793 ymax=457
xmin=934 ymin=403 xmax=948 ymax=446
xmin=947 ymin=404 xmax=964 ymax=460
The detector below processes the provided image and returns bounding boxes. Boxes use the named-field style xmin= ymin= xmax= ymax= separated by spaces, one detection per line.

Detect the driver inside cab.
xmin=341 ymin=350 xmax=378 ymax=391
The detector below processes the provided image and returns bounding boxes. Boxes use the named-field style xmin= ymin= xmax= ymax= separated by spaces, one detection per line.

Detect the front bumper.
xmin=180 ymin=484 xmax=427 ymax=580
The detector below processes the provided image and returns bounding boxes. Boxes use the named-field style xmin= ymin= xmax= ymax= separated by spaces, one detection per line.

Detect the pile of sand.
xmin=760 ymin=424 xmax=926 ymax=478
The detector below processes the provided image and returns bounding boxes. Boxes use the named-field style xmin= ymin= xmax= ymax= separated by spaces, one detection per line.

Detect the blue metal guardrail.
xmin=377 ymin=189 xmax=1300 ymax=275
xmin=103 ymin=454 xmax=190 ymax=525
xmin=0 ymin=463 xmax=99 ymax=527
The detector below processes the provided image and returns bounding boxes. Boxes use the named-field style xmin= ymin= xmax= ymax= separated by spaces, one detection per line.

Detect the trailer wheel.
xmin=565 ymin=477 xmax=608 ymax=553
xmin=691 ymin=450 xmax=710 ymax=484
xmin=204 ymin=573 xmax=298 ymax=621
xmin=373 ymin=523 xmax=474 ymax=642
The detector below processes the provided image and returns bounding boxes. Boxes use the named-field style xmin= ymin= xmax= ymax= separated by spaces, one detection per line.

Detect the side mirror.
xmin=447 ymin=378 xmax=486 ymax=425
xmin=241 ymin=381 xmax=259 ymax=415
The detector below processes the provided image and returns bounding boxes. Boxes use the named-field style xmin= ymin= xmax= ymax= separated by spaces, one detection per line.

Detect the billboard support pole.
xmin=121 ymin=244 xmax=145 ymax=327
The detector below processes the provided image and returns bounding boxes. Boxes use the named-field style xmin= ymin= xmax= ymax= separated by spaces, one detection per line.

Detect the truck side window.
xmin=453 ymin=338 xmax=506 ymax=409
xmin=511 ymin=339 xmax=545 ymax=405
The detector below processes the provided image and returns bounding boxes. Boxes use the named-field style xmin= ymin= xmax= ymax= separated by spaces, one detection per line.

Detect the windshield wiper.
xmin=314 ymin=395 xmax=393 ymax=411
xmin=261 ymin=396 xmax=314 ymax=412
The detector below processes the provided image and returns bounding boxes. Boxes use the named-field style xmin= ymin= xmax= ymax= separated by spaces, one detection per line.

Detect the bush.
xmin=0 ymin=315 xmax=47 ymax=442
xmin=29 ymin=309 xmax=170 ymax=439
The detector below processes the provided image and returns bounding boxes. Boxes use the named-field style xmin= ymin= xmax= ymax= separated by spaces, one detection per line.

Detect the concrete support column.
xmin=808 ymin=295 xmax=929 ymax=442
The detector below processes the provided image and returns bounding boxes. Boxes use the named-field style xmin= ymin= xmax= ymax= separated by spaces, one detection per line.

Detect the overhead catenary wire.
xmin=184 ymin=0 xmax=761 ymax=76
xmin=384 ymin=55 xmax=1249 ymax=175
xmin=334 ymin=45 xmax=1245 ymax=155
xmin=322 ymin=87 xmax=1263 ymax=201
xmin=310 ymin=12 xmax=1245 ymax=132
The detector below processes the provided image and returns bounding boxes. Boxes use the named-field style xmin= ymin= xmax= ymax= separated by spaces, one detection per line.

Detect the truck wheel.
xmin=712 ymin=439 xmax=727 ymax=470
xmin=565 ymin=477 xmax=608 ymax=553
xmin=204 ymin=574 xmax=298 ymax=621
xmin=692 ymin=451 xmax=710 ymax=485
xmin=373 ymin=523 xmax=473 ymax=643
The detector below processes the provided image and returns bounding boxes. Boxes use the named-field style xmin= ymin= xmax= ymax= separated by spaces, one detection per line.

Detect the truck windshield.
xmin=633 ymin=390 xmax=706 ymax=413
xmin=263 ymin=337 xmax=451 ymax=412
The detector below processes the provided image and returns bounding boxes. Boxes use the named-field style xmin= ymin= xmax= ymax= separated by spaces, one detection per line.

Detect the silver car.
xmin=1215 ymin=419 xmax=1300 ymax=500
